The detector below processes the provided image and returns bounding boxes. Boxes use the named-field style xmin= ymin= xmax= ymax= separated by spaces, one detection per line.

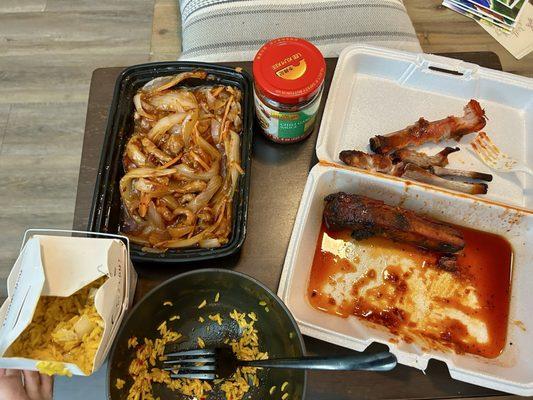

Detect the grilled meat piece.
xmin=402 ymin=164 xmax=488 ymax=195
xmin=430 ymin=166 xmax=493 ymax=182
xmin=370 ymin=100 xmax=486 ymax=154
xmin=391 ymin=147 xmax=459 ymax=169
xmin=339 ymin=150 xmax=404 ymax=176
xmin=339 ymin=150 xmax=490 ymax=194
xmin=323 ymin=192 xmax=465 ymax=253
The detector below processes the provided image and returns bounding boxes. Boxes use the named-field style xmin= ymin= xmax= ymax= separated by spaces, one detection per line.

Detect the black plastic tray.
xmin=88 ymin=62 xmax=254 ymax=264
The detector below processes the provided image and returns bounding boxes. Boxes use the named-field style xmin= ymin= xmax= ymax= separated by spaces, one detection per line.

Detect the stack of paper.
xmin=443 ymin=0 xmax=527 ymax=31
xmin=443 ymin=0 xmax=533 ymax=59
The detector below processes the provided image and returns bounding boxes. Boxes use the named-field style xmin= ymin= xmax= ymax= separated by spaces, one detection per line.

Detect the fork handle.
xmin=240 ymin=351 xmax=397 ymax=372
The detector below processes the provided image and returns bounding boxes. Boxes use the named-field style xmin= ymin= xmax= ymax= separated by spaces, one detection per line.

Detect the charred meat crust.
xmin=369 ymin=100 xmax=486 ymax=155
xmin=323 ymin=192 xmax=465 ymax=254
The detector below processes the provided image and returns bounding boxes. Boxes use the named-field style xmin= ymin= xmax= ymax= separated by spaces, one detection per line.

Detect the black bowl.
xmin=107 ymin=269 xmax=307 ymax=399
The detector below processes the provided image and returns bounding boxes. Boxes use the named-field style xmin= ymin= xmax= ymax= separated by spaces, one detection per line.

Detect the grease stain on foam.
xmin=307 ymin=222 xmax=513 ymax=359
xmin=498 ymin=208 xmax=524 ymax=232
xmin=513 ymin=320 xmax=526 ymax=332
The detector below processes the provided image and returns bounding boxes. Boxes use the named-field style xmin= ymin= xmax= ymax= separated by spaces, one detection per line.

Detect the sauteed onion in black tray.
xmin=120 ymin=70 xmax=244 ymax=252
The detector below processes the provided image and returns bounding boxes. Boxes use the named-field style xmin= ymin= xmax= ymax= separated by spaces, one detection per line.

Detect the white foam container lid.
xmin=278 ymin=45 xmax=533 ymax=395
xmin=316 ymin=45 xmax=533 ymax=209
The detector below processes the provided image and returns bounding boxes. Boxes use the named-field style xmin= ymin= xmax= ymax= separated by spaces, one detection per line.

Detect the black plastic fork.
xmin=163 ymin=348 xmax=397 ymax=381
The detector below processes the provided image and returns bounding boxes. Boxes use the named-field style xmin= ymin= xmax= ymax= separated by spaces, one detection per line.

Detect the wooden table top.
xmin=74 ymin=53 xmax=519 ymax=400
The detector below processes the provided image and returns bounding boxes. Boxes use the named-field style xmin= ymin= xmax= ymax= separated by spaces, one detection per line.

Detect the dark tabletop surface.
xmin=74 ymin=52 xmax=519 ymax=399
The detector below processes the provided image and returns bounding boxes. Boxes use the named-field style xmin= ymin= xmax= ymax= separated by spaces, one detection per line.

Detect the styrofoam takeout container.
xmin=316 ymin=45 xmax=533 ymax=210
xmin=278 ymin=45 xmax=533 ymax=395
xmin=0 ymin=229 xmax=137 ymax=376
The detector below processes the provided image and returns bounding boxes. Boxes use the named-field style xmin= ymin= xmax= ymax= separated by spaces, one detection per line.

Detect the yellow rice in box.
xmin=123 ymin=307 xmax=269 ymax=400
xmin=6 ymin=277 xmax=106 ymax=375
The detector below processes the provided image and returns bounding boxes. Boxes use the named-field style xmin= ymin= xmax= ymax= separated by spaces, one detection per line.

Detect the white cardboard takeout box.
xmin=278 ymin=45 xmax=533 ymax=396
xmin=0 ymin=230 xmax=137 ymax=376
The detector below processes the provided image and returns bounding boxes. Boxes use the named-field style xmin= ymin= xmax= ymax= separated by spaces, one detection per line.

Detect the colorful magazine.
xmin=443 ymin=0 xmax=513 ymax=30
xmin=495 ymin=0 xmax=524 ymax=9
xmin=459 ymin=0 xmax=526 ymax=21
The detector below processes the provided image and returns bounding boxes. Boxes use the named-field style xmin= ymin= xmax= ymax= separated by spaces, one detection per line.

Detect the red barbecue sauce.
xmin=307 ymin=222 xmax=513 ymax=358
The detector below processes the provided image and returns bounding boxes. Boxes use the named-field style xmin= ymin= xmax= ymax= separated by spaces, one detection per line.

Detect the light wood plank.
xmin=150 ymin=0 xmax=181 ymax=61
xmin=0 ymin=0 xmax=46 ymax=13
xmin=0 ymin=208 xmax=74 ymax=297
xmin=0 ymin=53 xmax=150 ymax=104
xmin=404 ymin=0 xmax=533 ymax=77
xmin=0 ymin=10 xmax=152 ymax=57
xmin=0 ymin=103 xmax=86 ymax=296
xmin=0 ymin=105 xmax=10 ymax=149
xmin=1 ymin=102 xmax=86 ymax=155
xmin=45 ymin=0 xmax=151 ymax=12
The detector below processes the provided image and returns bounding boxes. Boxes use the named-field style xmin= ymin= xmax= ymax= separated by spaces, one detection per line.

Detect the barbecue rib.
xmin=391 ymin=147 xmax=459 ymax=168
xmin=369 ymin=100 xmax=486 ymax=155
xmin=341 ymin=148 xmax=459 ymax=172
xmin=339 ymin=150 xmax=403 ymax=175
xmin=430 ymin=166 xmax=493 ymax=182
xmin=323 ymin=192 xmax=465 ymax=253
xmin=402 ymin=164 xmax=488 ymax=195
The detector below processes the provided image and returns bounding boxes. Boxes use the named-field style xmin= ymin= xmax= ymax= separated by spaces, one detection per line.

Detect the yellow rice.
xmin=198 ymin=299 xmax=207 ymax=309
xmin=282 ymin=393 xmax=289 ymax=400
xmin=116 ymin=378 xmax=125 ymax=389
xmin=214 ymin=292 xmax=220 ymax=302
xmin=169 ymin=315 xmax=180 ymax=321
xmin=197 ymin=337 xmax=205 ymax=349
xmin=269 ymin=385 xmax=277 ymax=395
xmin=157 ymin=320 xmax=167 ymax=334
xmin=128 ymin=337 xmax=138 ymax=349
xmin=208 ymin=313 xmax=223 ymax=326
xmin=163 ymin=301 xmax=173 ymax=306
xmin=6 ymin=278 xmax=105 ymax=375
xmin=281 ymin=381 xmax=289 ymax=391
xmin=198 ymin=316 xmax=205 ymax=323
xmin=123 ymin=307 xmax=269 ymax=400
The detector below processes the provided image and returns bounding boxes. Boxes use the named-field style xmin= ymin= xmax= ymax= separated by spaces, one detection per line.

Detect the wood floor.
xmin=0 ymin=0 xmax=155 ymax=296
xmin=1 ymin=0 xmax=532 ymax=297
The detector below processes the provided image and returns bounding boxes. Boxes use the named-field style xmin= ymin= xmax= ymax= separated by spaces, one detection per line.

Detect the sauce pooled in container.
xmin=308 ymin=222 xmax=513 ymax=358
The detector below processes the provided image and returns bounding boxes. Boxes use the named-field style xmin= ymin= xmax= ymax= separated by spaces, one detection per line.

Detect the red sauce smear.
xmin=308 ymin=221 xmax=513 ymax=358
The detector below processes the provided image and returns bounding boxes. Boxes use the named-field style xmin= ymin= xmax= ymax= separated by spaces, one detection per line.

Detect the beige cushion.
xmin=178 ymin=0 xmax=422 ymax=61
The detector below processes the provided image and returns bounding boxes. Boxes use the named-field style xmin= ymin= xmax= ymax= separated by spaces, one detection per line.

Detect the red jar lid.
xmin=253 ymin=37 xmax=326 ymax=105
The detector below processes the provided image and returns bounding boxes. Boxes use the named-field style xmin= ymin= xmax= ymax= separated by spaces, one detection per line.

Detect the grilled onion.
xmin=119 ymin=70 xmax=244 ymax=250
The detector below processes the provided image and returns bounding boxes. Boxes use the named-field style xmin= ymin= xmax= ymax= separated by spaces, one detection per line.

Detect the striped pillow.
xmin=178 ymin=0 xmax=422 ymax=62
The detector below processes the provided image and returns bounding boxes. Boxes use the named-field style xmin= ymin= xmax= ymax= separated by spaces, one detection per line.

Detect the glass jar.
xmin=253 ymin=37 xmax=326 ymax=143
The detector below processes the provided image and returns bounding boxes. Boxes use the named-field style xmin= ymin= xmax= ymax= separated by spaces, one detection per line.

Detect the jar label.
xmin=254 ymin=92 xmax=321 ymax=140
